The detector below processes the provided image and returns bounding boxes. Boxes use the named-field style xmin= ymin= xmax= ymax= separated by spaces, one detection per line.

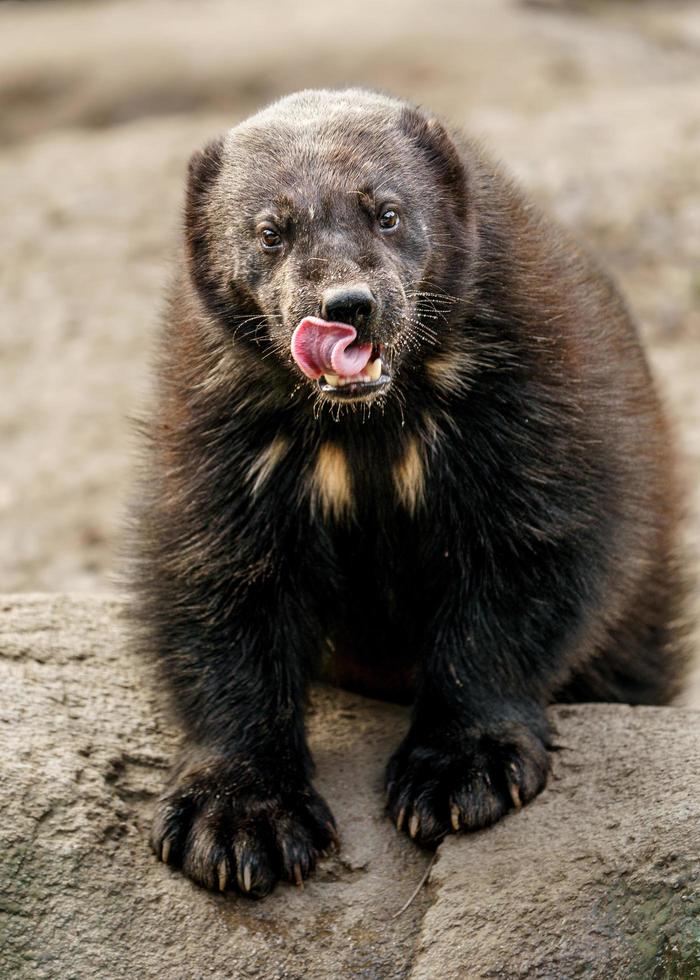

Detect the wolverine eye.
xmin=378 ymin=208 xmax=400 ymax=233
xmin=260 ymin=227 xmax=283 ymax=250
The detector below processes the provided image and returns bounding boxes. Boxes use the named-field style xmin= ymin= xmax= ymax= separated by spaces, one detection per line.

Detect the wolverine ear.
xmin=186 ymin=136 xmax=225 ymax=203
xmin=184 ymin=136 xmax=225 ymax=304
xmin=399 ymin=109 xmax=468 ymax=214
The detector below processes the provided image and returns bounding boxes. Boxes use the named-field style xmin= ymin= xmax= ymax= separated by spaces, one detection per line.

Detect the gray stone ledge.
xmin=0 ymin=594 xmax=698 ymax=979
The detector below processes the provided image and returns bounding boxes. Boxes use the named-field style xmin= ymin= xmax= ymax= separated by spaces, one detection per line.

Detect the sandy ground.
xmin=1 ymin=0 xmax=699 ymax=700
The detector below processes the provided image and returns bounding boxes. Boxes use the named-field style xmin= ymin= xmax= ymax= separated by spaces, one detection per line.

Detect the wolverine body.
xmin=134 ymin=89 xmax=686 ymax=896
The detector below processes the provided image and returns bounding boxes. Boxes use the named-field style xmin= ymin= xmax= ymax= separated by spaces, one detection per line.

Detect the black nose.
xmin=321 ymin=284 xmax=376 ymax=327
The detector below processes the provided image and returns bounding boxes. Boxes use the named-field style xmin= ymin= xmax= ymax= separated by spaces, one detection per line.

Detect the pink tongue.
xmin=291 ymin=316 xmax=373 ymax=380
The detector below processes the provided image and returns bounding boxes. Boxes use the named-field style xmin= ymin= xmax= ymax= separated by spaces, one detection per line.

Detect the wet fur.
xmin=132 ymin=89 xmax=688 ymax=897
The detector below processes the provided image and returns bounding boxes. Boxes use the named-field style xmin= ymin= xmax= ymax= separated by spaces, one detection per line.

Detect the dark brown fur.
xmin=132 ymin=89 xmax=688 ymax=898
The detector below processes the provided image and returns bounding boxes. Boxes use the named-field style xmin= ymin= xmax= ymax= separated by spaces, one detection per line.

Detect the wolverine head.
xmin=184 ymin=89 xmax=474 ymax=408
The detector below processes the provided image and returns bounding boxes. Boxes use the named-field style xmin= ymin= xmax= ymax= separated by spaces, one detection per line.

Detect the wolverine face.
xmin=185 ymin=90 xmax=471 ymax=407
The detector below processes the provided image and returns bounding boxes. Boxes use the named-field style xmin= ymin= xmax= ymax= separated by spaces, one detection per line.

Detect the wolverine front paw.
xmin=151 ymin=757 xmax=338 ymax=897
xmin=385 ymin=720 xmax=549 ymax=846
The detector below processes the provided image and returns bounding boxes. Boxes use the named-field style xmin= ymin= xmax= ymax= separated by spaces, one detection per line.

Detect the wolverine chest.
xmin=311 ymin=459 xmax=462 ymax=704
xmin=320 ymin=515 xmax=429 ymax=703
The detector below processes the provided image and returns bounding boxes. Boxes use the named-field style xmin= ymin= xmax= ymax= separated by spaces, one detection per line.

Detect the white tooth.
xmin=324 ymin=373 xmax=340 ymax=387
xmin=367 ymin=357 xmax=382 ymax=382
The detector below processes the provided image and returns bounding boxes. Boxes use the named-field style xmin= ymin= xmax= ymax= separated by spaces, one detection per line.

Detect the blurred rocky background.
xmin=1 ymin=0 xmax=699 ymax=699
xmin=1 ymin=5 xmax=699 ymax=977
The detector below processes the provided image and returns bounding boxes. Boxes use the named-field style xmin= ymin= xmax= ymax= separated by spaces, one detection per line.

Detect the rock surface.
xmin=413 ymin=706 xmax=700 ymax=980
xmin=1 ymin=594 xmax=698 ymax=979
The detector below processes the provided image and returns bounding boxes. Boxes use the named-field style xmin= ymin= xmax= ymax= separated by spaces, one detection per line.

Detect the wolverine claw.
xmin=508 ymin=762 xmax=523 ymax=809
xmin=326 ymin=821 xmax=340 ymax=850
xmin=236 ymin=860 xmax=253 ymax=894
xmin=217 ymin=859 xmax=228 ymax=892
xmin=508 ymin=781 xmax=522 ymax=810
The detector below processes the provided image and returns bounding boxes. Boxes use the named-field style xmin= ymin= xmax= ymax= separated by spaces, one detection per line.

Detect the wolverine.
xmin=133 ymin=88 xmax=687 ymax=897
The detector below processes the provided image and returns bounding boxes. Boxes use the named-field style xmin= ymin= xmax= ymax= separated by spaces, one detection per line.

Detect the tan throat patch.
xmin=246 ymin=436 xmax=290 ymax=496
xmin=310 ymin=443 xmax=353 ymax=521
xmin=425 ymin=349 xmax=472 ymax=396
xmin=393 ymin=435 xmax=427 ymax=515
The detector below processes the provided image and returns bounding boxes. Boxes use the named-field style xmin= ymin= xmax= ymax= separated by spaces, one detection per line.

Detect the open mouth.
xmin=317 ymin=343 xmax=390 ymax=399
xmin=291 ymin=316 xmax=391 ymax=401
